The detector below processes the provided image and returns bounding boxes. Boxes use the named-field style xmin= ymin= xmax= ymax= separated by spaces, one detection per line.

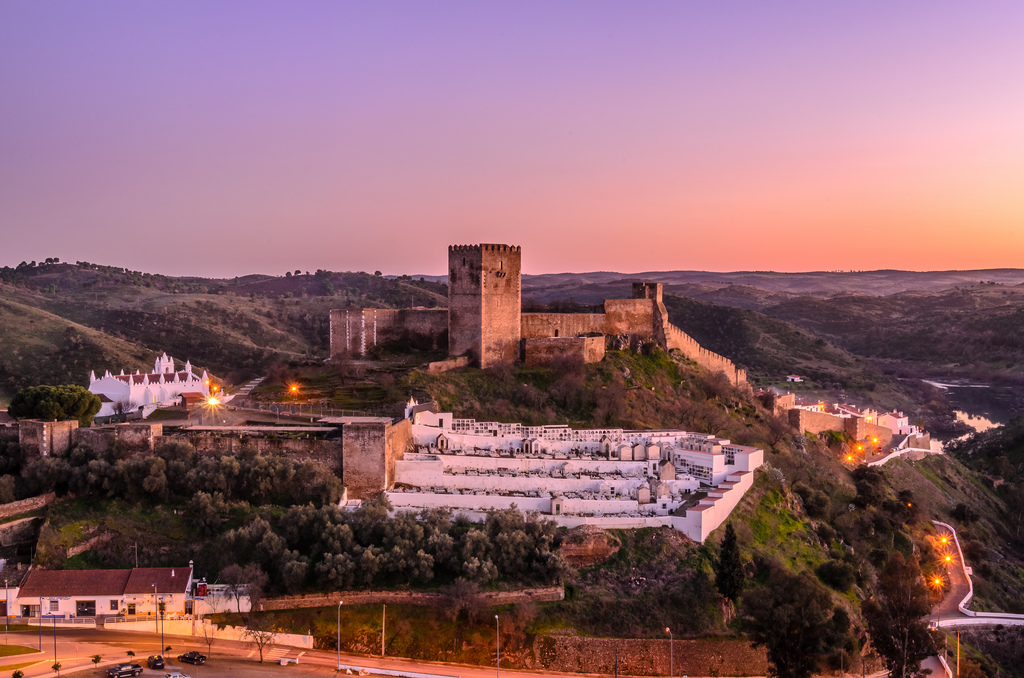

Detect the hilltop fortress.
xmin=331 ymin=243 xmax=747 ymax=386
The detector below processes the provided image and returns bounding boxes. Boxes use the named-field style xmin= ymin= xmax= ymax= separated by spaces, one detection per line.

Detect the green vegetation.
xmin=7 ymin=385 xmax=100 ymax=426
xmin=662 ymin=294 xmax=907 ymax=403
xmin=0 ymin=262 xmax=448 ymax=400
xmin=0 ymin=647 xmax=38 ymax=658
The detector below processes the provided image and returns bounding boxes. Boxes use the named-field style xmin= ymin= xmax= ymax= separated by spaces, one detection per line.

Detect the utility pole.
xmin=957 ymin=631 xmax=960 ymax=677
xmin=381 ymin=604 xmax=386 ymax=656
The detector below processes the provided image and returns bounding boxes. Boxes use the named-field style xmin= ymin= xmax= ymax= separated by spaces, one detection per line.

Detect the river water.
xmin=923 ymin=379 xmax=1021 ymax=434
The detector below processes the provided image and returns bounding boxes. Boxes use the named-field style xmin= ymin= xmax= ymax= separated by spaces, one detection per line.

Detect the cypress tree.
xmin=715 ymin=522 xmax=744 ymax=602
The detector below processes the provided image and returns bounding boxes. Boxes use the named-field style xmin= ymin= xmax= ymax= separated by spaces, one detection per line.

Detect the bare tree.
xmin=220 ymin=563 xmax=267 ymax=613
xmin=197 ymin=619 xmax=220 ymax=658
xmin=243 ymin=615 xmax=278 ymax=663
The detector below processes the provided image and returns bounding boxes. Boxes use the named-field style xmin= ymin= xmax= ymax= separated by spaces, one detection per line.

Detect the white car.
xmin=165 ymin=673 xmax=190 ymax=678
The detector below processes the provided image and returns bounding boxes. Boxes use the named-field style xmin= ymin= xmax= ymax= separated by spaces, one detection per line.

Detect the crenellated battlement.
xmin=449 ymin=244 xmax=520 ymax=253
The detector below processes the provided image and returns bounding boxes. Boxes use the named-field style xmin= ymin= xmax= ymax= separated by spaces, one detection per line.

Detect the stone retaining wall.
xmin=261 ymin=586 xmax=564 ymax=611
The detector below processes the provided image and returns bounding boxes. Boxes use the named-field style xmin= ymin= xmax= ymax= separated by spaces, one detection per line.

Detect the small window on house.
xmin=499 ymin=261 xmax=503 ymax=270
xmin=110 ymin=600 xmax=119 ymax=611
xmin=127 ymin=603 xmax=136 ymax=615
xmin=49 ymin=600 xmax=59 ymax=612
xmin=662 ymin=503 xmax=667 ymax=510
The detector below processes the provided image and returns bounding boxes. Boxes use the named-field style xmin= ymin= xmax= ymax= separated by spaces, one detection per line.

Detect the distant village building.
xmin=88 ymin=353 xmax=209 ymax=418
xmin=786 ymin=375 xmax=804 ymax=382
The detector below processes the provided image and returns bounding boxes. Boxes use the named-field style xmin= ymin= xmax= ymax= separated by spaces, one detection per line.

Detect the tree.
xmin=862 ymin=553 xmax=935 ymax=678
xmin=13 ymin=671 xmax=24 ymax=678
xmin=8 ymin=385 xmax=101 ymax=427
xmin=744 ymin=567 xmax=848 ymax=678
xmin=125 ymin=651 xmax=135 ymax=659
xmin=715 ymin=522 xmax=744 ymax=603
xmin=198 ymin=620 xmax=220 ymax=658
xmin=243 ymin=615 xmax=278 ymax=662
xmin=50 ymin=665 xmax=60 ymax=677
xmin=91 ymin=656 xmax=101 ymax=667
xmin=220 ymin=563 xmax=268 ymax=612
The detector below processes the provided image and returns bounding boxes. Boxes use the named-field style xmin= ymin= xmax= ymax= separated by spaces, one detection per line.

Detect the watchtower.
xmin=448 ymin=244 xmax=521 ymax=368
xmin=631 ymin=282 xmax=663 ymax=302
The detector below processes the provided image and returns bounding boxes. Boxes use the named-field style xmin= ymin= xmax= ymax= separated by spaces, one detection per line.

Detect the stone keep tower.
xmin=448 ymin=244 xmax=522 ymax=368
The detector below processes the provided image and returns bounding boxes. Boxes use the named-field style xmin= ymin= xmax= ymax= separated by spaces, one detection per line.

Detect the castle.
xmin=331 ymin=243 xmax=747 ymax=385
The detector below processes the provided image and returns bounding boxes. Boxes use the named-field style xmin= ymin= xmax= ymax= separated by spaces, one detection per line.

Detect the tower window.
xmin=499 ymin=261 xmax=503 ymax=270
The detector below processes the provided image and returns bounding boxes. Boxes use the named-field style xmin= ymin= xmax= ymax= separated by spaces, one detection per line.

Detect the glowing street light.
xmin=665 ymin=627 xmax=673 ymax=678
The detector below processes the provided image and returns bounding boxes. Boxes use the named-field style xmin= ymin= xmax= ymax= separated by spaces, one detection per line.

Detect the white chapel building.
xmin=88 ymin=353 xmax=209 ymax=417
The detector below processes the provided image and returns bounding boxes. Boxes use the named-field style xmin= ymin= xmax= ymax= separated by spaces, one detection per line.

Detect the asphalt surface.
xmin=927 ymin=524 xmax=973 ymax=622
xmin=0 ymin=628 xmax=672 ymax=678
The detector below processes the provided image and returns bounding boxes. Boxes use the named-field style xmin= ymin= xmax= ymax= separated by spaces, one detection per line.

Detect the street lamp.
xmin=665 ymin=627 xmax=673 ymax=678
xmin=152 ymin=584 xmax=164 ymax=654
xmin=336 ymin=600 xmax=343 ymax=670
xmin=38 ymin=596 xmax=42 ymax=650
xmin=495 ymin=615 xmax=500 ymax=678
xmin=4 ymin=578 xmax=8 ymax=644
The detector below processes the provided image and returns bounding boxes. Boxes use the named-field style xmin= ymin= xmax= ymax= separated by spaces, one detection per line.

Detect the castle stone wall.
xmin=520 ymin=312 xmax=606 ymax=338
xmin=523 ymin=336 xmax=606 ymax=366
xmin=663 ymin=323 xmax=747 ymax=386
xmin=18 ymin=420 xmax=78 ymax=456
xmin=786 ymin=410 xmax=894 ymax=448
xmin=330 ymin=308 xmax=447 ymax=357
xmin=341 ymin=418 xmax=411 ymax=497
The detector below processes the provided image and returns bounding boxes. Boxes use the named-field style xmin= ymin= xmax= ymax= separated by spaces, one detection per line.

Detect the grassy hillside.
xmin=0 ymin=261 xmax=449 ymax=395
xmin=662 ymin=293 xmax=913 ymax=406
xmin=0 ymin=288 xmax=154 ymax=402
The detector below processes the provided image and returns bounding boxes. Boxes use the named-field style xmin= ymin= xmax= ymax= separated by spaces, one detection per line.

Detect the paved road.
xmin=0 ymin=628 xmax=678 ymax=678
xmin=927 ymin=523 xmax=973 ymax=622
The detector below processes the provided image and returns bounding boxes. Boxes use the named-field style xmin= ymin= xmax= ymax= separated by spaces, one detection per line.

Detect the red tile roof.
xmin=125 ymin=566 xmax=192 ymax=595
xmin=18 ymin=566 xmax=191 ymax=598
xmin=19 ymin=569 xmax=132 ymax=598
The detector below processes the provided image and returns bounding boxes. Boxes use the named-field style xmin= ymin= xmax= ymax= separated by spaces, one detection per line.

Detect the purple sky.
xmin=2 ymin=2 xmax=1023 ymax=277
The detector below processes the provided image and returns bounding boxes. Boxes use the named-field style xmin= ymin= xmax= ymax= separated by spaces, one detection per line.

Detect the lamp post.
xmin=152 ymin=583 xmax=164 ymax=654
xmin=4 ymin=578 xmax=8 ymax=644
xmin=495 ymin=615 xmax=500 ymax=678
xmin=52 ymin=612 xmax=57 ymax=673
xmin=38 ymin=596 xmax=42 ymax=650
xmin=665 ymin=627 xmax=673 ymax=678
xmin=336 ymin=600 xmax=343 ymax=670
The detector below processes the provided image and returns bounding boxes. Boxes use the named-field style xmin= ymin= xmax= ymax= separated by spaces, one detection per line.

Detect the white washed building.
xmin=387 ymin=402 xmax=764 ymax=542
xmin=89 ymin=354 xmax=209 ymax=418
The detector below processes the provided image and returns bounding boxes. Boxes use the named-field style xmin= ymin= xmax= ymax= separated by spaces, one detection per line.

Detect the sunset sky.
xmin=2 ymin=2 xmax=1023 ymax=277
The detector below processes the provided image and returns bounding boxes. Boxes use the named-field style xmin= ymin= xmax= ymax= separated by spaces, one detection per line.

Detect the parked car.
xmin=147 ymin=656 xmax=165 ymax=669
xmin=177 ymin=651 xmax=207 ymax=665
xmin=165 ymin=673 xmax=190 ymax=678
xmin=107 ymin=663 xmax=143 ymax=678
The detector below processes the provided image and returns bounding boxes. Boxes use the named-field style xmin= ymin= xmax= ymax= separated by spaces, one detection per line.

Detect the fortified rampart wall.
xmin=787 ymin=409 xmax=894 ymax=448
xmin=663 ymin=323 xmax=747 ymax=386
xmin=523 ymin=336 xmax=606 ymax=366
xmin=520 ymin=313 xmax=606 ymax=338
xmin=260 ymin=585 xmax=564 ymax=611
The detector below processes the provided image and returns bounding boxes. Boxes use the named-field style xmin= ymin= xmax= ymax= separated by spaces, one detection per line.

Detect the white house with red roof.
xmin=15 ymin=564 xmax=193 ymax=619
xmin=88 ymin=354 xmax=209 ymax=418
